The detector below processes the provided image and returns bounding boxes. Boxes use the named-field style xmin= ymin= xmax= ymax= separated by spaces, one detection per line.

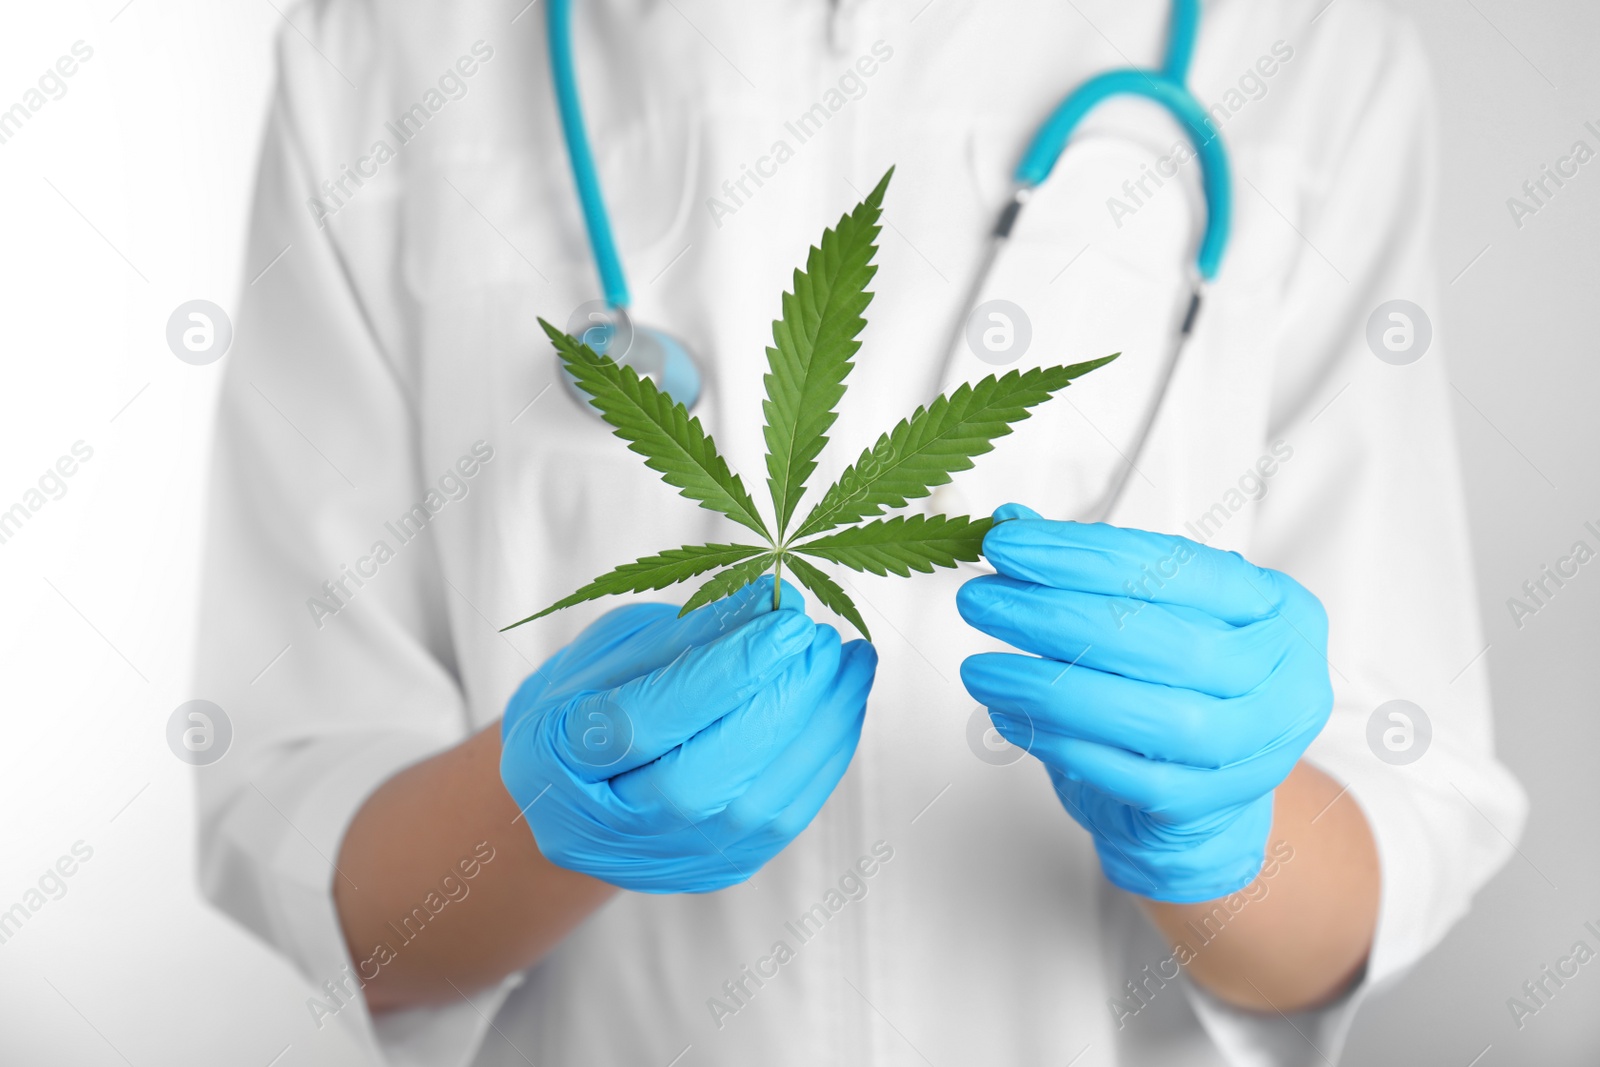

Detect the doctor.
xmin=197 ymin=1 xmax=1525 ymax=1064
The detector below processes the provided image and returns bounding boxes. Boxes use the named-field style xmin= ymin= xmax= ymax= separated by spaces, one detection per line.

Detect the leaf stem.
xmin=772 ymin=553 xmax=784 ymax=609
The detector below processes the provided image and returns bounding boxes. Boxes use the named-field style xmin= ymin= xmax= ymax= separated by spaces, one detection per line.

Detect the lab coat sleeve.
xmin=193 ymin=12 xmax=517 ymax=1065
xmin=1181 ymin=7 xmax=1527 ymax=1064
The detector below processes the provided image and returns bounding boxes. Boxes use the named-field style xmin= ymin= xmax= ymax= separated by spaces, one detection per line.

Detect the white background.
xmin=0 ymin=1 xmax=1595 ymax=1064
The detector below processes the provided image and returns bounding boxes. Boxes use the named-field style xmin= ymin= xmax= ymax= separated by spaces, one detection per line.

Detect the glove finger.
xmin=509 ymin=602 xmax=677 ymax=708
xmin=729 ymin=716 xmax=864 ymax=857
xmin=992 ymin=502 xmax=1043 ymax=523
xmin=962 ymin=651 xmax=1247 ymax=767
xmin=677 ymin=573 xmax=807 ymax=638
xmin=1006 ymin=726 xmax=1307 ymax=824
xmin=556 ymin=602 xmax=680 ymax=668
xmin=958 ymin=576 xmax=1286 ymax=698
xmin=960 ymin=647 xmax=1323 ymax=767
xmin=558 ymin=608 xmax=817 ymax=776
xmin=543 ymin=575 xmax=807 ymax=697
xmin=981 ymin=515 xmax=1291 ymax=627
xmin=609 ymin=627 xmax=845 ymax=820
xmin=714 ymin=639 xmax=876 ymax=837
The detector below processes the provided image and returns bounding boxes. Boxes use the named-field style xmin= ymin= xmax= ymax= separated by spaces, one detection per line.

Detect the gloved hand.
xmin=501 ymin=576 xmax=877 ymax=893
xmin=957 ymin=504 xmax=1333 ymax=903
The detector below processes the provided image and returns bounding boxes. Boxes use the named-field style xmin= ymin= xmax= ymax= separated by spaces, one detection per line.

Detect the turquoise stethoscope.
xmin=549 ymin=0 xmax=1231 ymax=514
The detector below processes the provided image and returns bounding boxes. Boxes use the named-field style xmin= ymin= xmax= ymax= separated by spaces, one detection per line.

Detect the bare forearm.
xmin=1137 ymin=762 xmax=1379 ymax=1013
xmin=334 ymin=723 xmax=617 ymax=1013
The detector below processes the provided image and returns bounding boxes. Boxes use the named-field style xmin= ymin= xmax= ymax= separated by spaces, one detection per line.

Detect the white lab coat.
xmin=196 ymin=1 xmax=1526 ymax=1064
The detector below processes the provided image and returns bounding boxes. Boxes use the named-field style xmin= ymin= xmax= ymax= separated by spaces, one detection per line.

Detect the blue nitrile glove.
xmin=501 ymin=576 xmax=877 ymax=893
xmin=957 ymin=504 xmax=1333 ymax=904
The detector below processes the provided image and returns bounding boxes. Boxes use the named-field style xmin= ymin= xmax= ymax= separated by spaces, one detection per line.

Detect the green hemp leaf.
xmin=502 ymin=169 xmax=1117 ymax=640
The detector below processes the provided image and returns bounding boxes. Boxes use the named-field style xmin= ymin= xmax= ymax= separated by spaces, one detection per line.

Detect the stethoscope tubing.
xmin=549 ymin=0 xmax=1231 ymax=522
xmin=548 ymin=0 xmax=629 ymax=310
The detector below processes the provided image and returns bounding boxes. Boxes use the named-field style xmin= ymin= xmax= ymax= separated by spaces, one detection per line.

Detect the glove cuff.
xmin=1093 ymin=794 xmax=1276 ymax=904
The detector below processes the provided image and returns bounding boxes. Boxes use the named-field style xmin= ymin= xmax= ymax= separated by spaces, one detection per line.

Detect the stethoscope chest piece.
xmin=559 ymin=307 xmax=704 ymax=414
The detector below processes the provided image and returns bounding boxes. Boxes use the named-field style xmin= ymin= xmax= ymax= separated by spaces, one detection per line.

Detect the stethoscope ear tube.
xmin=548 ymin=0 xmax=630 ymax=310
xmin=1091 ymin=285 xmax=1202 ymax=523
xmin=1012 ymin=69 xmax=1231 ymax=283
xmin=548 ymin=0 xmax=708 ymax=413
xmin=548 ymin=0 xmax=1229 ymax=462
xmin=932 ymin=0 xmax=1228 ymax=518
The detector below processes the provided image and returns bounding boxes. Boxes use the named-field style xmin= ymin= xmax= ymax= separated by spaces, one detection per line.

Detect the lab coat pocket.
xmin=451 ymin=272 xmax=727 ymax=655
xmin=398 ymin=129 xmax=710 ymax=648
xmin=400 ymin=104 xmax=700 ymax=305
